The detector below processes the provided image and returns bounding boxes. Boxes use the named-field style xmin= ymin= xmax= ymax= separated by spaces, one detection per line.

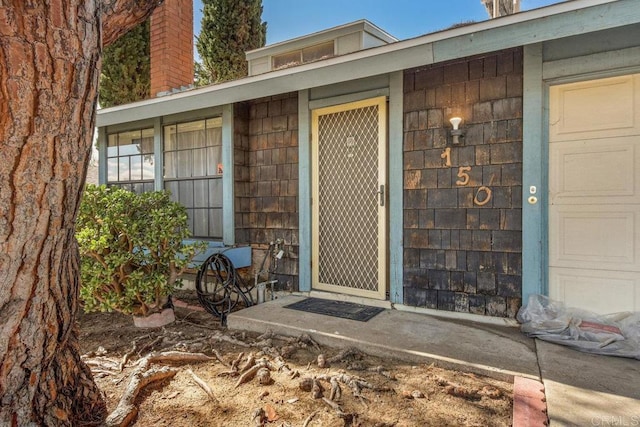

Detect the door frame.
xmin=522 ymin=43 xmax=640 ymax=306
xmin=310 ymin=96 xmax=388 ymax=300
xmin=546 ymin=74 xmax=640 ymax=312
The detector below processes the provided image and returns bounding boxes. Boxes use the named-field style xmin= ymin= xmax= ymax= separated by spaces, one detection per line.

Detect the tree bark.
xmin=0 ymin=1 xmax=159 ymax=425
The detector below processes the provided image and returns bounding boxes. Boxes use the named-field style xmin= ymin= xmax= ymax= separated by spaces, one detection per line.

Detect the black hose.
xmin=195 ymin=253 xmax=254 ymax=325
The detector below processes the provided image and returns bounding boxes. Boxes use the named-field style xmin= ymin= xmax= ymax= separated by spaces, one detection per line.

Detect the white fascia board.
xmin=98 ymin=0 xmax=630 ymax=128
xmin=246 ymin=19 xmax=376 ymax=60
xmin=431 ymin=0 xmax=636 ymax=63
xmin=362 ymin=21 xmax=398 ymax=43
xmin=97 ymin=41 xmax=433 ymax=127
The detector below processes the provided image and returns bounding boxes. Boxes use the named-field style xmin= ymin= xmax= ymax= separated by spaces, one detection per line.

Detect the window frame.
xmin=162 ymin=117 xmax=224 ymax=239
xmin=106 ymin=127 xmax=156 ymax=193
xmin=272 ymin=40 xmax=335 ymax=70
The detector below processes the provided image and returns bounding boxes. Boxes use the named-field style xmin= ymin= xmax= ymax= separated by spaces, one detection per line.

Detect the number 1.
xmin=441 ymin=147 xmax=451 ymax=167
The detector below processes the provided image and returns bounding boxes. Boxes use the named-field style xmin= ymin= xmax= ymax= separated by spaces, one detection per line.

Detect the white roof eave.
xmin=97 ymin=0 xmax=631 ymax=127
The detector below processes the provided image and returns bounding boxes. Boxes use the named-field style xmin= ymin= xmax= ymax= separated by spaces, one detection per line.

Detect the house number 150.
xmin=441 ymin=148 xmax=493 ymax=206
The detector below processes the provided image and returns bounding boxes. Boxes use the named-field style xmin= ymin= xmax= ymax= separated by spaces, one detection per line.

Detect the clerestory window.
xmin=272 ymin=40 xmax=335 ymax=70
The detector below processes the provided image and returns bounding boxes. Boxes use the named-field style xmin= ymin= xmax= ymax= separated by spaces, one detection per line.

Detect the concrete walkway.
xmin=227 ymin=295 xmax=640 ymax=426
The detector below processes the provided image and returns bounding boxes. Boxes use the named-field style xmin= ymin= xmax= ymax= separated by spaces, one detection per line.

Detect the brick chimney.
xmin=150 ymin=0 xmax=194 ymax=96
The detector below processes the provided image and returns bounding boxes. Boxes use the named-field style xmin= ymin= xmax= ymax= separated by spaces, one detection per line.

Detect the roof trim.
xmin=98 ymin=0 xmax=632 ymax=127
xmin=245 ymin=19 xmax=397 ymax=60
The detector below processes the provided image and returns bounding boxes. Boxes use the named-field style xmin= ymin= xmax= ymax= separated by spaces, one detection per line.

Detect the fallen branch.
xmin=251 ymin=338 xmax=273 ymax=348
xmin=302 ymin=411 xmax=318 ymax=427
xmin=268 ymin=355 xmax=293 ymax=375
xmin=186 ymin=369 xmax=217 ymax=403
xmin=211 ymin=347 xmax=230 ymax=368
xmin=137 ymin=335 xmax=164 ymax=356
xmin=480 ymin=385 xmax=503 ymax=399
xmin=317 ymin=373 xmax=391 ymax=398
xmin=260 ymin=346 xmax=282 ymax=359
xmin=299 ymin=377 xmax=313 ymax=392
xmin=119 ymin=338 xmax=145 ymax=372
xmin=368 ymin=365 xmax=396 ymax=380
xmin=211 ymin=331 xmax=250 ymax=347
xmin=311 ymin=379 xmax=324 ymax=399
xmin=251 ymin=407 xmax=266 ymax=426
xmin=256 ymin=329 xmax=276 ymax=341
xmin=294 ymin=333 xmax=321 ymax=351
xmin=169 ymin=336 xmax=209 ymax=353
xmin=235 ymin=361 xmax=267 ymax=388
xmin=119 ymin=352 xmax=133 ymax=373
xmin=321 ymin=397 xmax=342 ymax=412
xmin=444 ymin=384 xmax=480 ymax=400
xmin=146 ymin=350 xmax=214 ymax=364
xmin=91 ymin=370 xmax=114 ymax=379
xmin=81 ymin=346 xmax=108 ymax=358
xmin=239 ymin=353 xmax=256 ymax=373
xmin=257 ymin=367 xmax=271 ymax=385
xmin=317 ymin=354 xmax=327 ymax=368
xmin=329 ymin=376 xmax=341 ymax=401
xmin=434 ymin=376 xmax=481 ymax=400
xmin=279 ymin=345 xmax=297 ymax=359
xmin=327 ymin=347 xmax=361 ymax=364
xmin=84 ymin=358 xmax=121 ymax=372
xmin=231 ymin=352 xmax=245 ymax=372
xmin=105 ymin=359 xmax=177 ymax=427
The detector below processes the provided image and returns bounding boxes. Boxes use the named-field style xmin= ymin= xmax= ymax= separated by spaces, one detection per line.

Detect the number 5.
xmin=456 ymin=166 xmax=471 ymax=186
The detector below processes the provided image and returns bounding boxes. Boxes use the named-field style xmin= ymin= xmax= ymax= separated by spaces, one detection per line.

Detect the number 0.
xmin=474 ymin=186 xmax=492 ymax=206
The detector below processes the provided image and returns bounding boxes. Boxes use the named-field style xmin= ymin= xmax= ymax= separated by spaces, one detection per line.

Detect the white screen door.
xmin=311 ymin=97 xmax=387 ymax=300
xmin=549 ymin=74 xmax=640 ymax=313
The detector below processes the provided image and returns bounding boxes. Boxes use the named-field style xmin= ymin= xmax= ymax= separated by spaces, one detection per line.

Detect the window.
xmin=163 ymin=118 xmax=223 ymax=239
xmin=272 ymin=40 xmax=335 ymax=70
xmin=107 ymin=128 xmax=155 ymax=194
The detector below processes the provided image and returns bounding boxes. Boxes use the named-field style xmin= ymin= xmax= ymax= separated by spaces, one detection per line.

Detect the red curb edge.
xmin=513 ymin=376 xmax=548 ymax=426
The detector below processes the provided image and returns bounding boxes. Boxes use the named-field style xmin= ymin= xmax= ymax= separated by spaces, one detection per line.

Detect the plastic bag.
xmin=517 ymin=295 xmax=640 ymax=359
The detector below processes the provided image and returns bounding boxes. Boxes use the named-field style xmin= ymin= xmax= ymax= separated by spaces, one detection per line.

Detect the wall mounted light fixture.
xmin=449 ymin=117 xmax=465 ymax=145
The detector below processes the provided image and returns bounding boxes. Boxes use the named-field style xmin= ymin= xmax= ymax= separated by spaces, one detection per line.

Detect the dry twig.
xmin=239 ymin=353 xmax=256 ymax=373
xmin=211 ymin=331 xmax=250 ymax=347
xmin=211 ymin=347 xmax=229 ymax=367
xmin=327 ymin=347 xmax=361 ymax=364
xmin=105 ymin=359 xmax=177 ymax=427
xmin=231 ymin=352 xmax=245 ymax=371
xmin=302 ymin=411 xmax=318 ymax=427
xmin=321 ymin=397 xmax=342 ymax=412
xmin=235 ymin=361 xmax=267 ymax=388
xmin=146 ymin=350 xmax=214 ymax=364
xmin=137 ymin=335 xmax=164 ymax=356
xmin=186 ymin=369 xmax=217 ymax=403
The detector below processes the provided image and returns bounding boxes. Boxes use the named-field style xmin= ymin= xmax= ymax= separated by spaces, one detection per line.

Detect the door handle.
xmin=377 ymin=185 xmax=385 ymax=207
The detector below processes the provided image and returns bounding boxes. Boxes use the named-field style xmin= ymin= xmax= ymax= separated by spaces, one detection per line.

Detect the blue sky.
xmin=194 ymin=0 xmax=564 ymax=45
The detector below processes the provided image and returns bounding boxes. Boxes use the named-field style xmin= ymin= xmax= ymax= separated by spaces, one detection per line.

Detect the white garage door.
xmin=549 ymin=73 xmax=640 ymax=314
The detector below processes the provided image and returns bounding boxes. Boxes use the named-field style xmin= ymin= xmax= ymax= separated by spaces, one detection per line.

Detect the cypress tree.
xmin=99 ymin=20 xmax=150 ymax=107
xmin=196 ymin=0 xmax=267 ymax=85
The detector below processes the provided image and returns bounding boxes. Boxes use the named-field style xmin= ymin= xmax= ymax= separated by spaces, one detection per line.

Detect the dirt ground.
xmin=78 ymin=290 xmax=513 ymax=427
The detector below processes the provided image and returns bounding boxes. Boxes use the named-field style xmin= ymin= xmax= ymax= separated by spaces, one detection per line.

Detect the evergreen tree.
xmin=99 ymin=20 xmax=150 ymax=107
xmin=196 ymin=0 xmax=267 ymax=85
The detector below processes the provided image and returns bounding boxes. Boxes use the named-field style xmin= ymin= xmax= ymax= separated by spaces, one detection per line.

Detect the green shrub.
xmin=77 ymin=185 xmax=205 ymax=316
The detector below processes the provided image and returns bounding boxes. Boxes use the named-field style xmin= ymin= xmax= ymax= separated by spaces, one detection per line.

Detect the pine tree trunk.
xmin=0 ymin=1 xmax=158 ymax=425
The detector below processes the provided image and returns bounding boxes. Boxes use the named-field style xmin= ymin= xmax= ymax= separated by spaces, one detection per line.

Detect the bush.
xmin=77 ymin=185 xmax=205 ymax=316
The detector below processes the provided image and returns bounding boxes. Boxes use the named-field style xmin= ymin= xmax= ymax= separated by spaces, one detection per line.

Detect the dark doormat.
xmin=284 ymin=298 xmax=384 ymax=322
